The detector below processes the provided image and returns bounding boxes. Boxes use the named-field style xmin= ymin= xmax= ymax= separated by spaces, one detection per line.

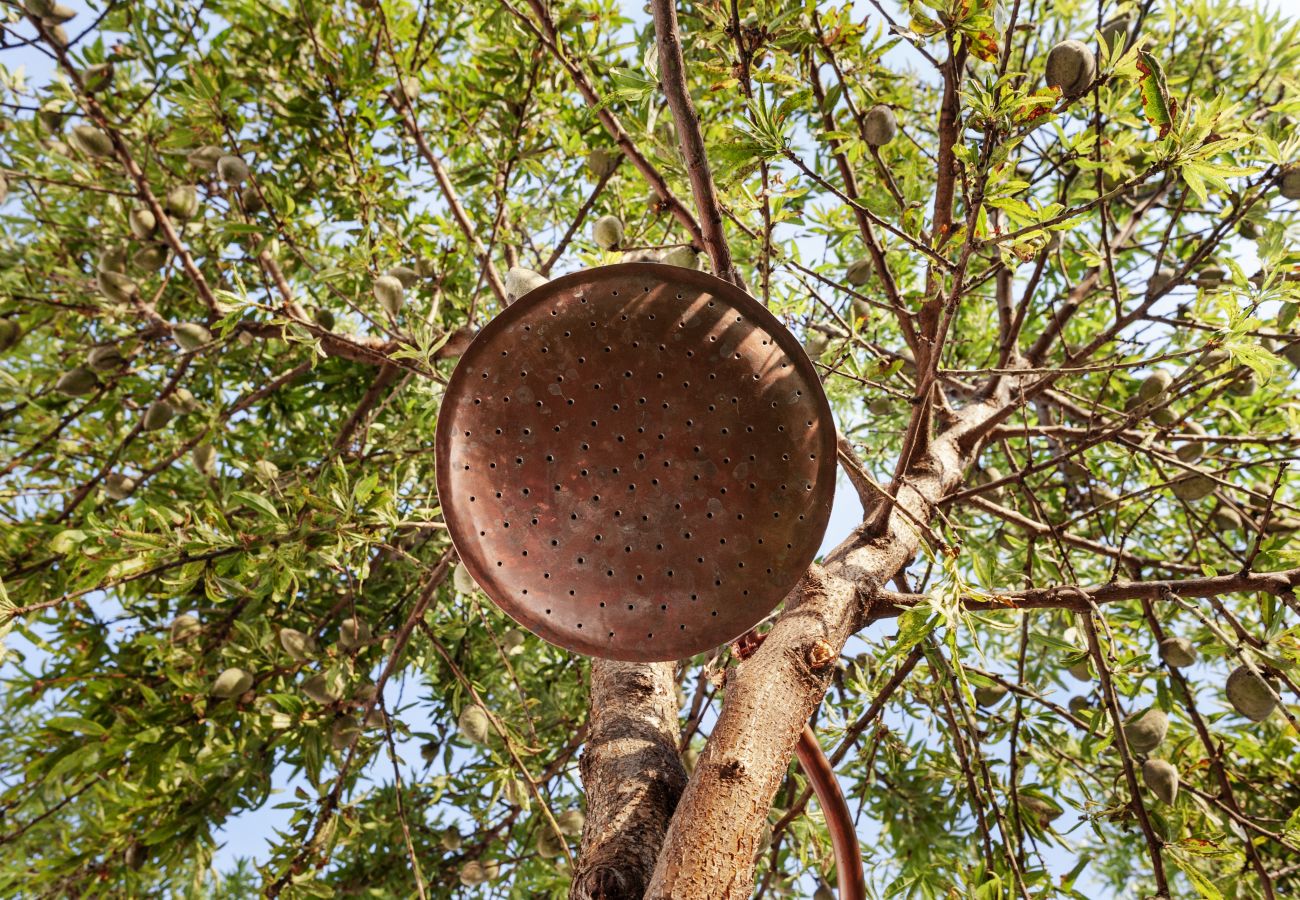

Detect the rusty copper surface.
xmin=435 ymin=263 xmax=836 ymax=662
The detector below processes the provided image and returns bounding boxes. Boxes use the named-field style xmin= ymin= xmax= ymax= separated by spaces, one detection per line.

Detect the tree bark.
xmin=571 ymin=659 xmax=687 ymax=900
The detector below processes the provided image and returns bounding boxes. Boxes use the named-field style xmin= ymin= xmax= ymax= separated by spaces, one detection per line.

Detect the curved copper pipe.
xmin=795 ymin=725 xmax=865 ymax=900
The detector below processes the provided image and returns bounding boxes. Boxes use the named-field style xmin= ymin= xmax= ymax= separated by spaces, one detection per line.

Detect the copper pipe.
xmin=795 ymin=725 xmax=865 ymax=900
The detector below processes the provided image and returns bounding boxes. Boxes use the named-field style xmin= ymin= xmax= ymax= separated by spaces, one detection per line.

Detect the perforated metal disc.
xmin=435 ymin=263 xmax=836 ymax=662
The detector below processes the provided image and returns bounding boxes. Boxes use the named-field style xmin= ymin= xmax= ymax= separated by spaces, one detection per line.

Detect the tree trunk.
xmin=571 ymin=659 xmax=687 ymax=900
xmin=643 ymin=403 xmax=996 ymax=898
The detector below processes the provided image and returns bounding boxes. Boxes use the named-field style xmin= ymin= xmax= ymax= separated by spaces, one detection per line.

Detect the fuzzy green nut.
xmin=1046 ymin=40 xmax=1097 ymax=97
xmin=1066 ymin=660 xmax=1091 ymax=682
xmin=97 ymin=270 xmax=138 ymax=303
xmin=86 ymin=345 xmax=125 ymax=371
xmin=1100 ymin=14 xmax=1131 ymax=51
xmin=1123 ymin=707 xmax=1169 ymax=754
xmin=458 ymin=861 xmax=488 ymax=887
xmin=535 ymin=827 xmax=566 ymax=859
xmin=1146 ymin=266 xmax=1176 ymax=298
xmin=1175 ymin=422 xmax=1207 ymax=462
xmin=0 ymin=319 xmax=19 ymax=354
xmin=187 ymin=145 xmax=222 ymax=170
xmin=504 ymin=266 xmax=548 ymax=303
xmin=1019 ymin=795 xmax=1062 ymax=828
xmin=216 ymin=155 xmax=248 ymax=184
xmin=241 ymin=186 xmax=265 ymax=214
xmin=458 ymin=704 xmax=491 ymax=745
xmin=103 ymin=472 xmax=135 ymax=501
xmin=862 ymin=104 xmax=897 ymax=147
xmin=134 ymin=244 xmax=169 ymax=271
xmin=169 ymin=614 xmax=201 ymax=643
xmin=439 ymin=827 xmax=461 ymax=851
xmin=814 ymin=886 xmax=835 ymax=900
xmin=592 ymin=214 xmax=624 ymax=250
xmin=1158 ymin=636 xmax=1198 ymax=668
xmin=660 ymin=245 xmax=700 ymax=269
xmin=556 ymin=809 xmax=585 ymax=837
xmin=330 ymin=716 xmax=360 ymax=751
xmin=845 ymin=257 xmax=873 ymax=287
xmin=1141 ymin=758 xmax=1179 ymax=805
xmin=1211 ymin=505 xmax=1244 ymax=532
xmin=1278 ymin=167 xmax=1300 ymax=201
xmin=301 ymin=673 xmax=340 ymax=705
xmin=372 ymin=275 xmax=404 ymax=316
xmin=586 ymin=147 xmax=620 ymax=180
xmin=173 ymin=322 xmax=212 ymax=351
xmin=452 ymin=563 xmax=478 ymax=595
xmin=1226 ymin=665 xmax=1277 ymax=722
xmin=1226 ymin=369 xmax=1259 ymax=397
xmin=192 ymin=442 xmax=217 ymax=475
xmin=501 ymin=628 xmax=526 ymax=656
xmin=1137 ymin=369 xmax=1172 ymax=403
xmin=82 ymin=62 xmax=113 ymax=92
xmin=278 ymin=627 xmax=316 ymax=661
xmin=128 ymin=207 xmax=156 ymax=239
xmin=55 ymin=367 xmax=98 ymax=396
xmin=1068 ymin=695 xmax=1092 ymax=715
xmin=384 ymin=265 xmax=419 ymax=289
xmin=1170 ymin=473 xmax=1215 ymax=502
xmin=142 ymin=400 xmax=175 ymax=432
xmin=338 ymin=617 xmax=371 ymax=650
xmin=165 ymin=184 xmax=200 ymax=219
xmin=974 ymin=684 xmax=1009 ymax=707
xmin=211 ymin=667 xmax=253 ymax=698
xmin=70 ymin=124 xmax=113 ymax=157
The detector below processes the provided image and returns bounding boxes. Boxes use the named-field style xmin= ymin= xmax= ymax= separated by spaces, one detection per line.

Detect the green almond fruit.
xmin=1068 ymin=695 xmax=1092 ymax=715
xmin=311 ymin=306 xmax=335 ymax=331
xmin=55 ymin=367 xmax=98 ymax=396
xmin=1170 ymin=473 xmax=1215 ymax=502
xmin=803 ymin=330 xmax=829 ymax=359
xmin=216 ymin=155 xmax=248 ymax=184
xmin=133 ymin=244 xmax=169 ymax=271
xmin=421 ymin=741 xmax=441 ymax=764
xmin=1020 ymin=795 xmax=1063 ymax=827
xmin=384 ymin=265 xmax=419 ymax=289
xmin=173 ymin=322 xmax=212 ymax=351
xmin=556 ymin=809 xmax=585 ymax=836
xmin=0 ymin=319 xmax=21 ymax=354
xmin=103 ymin=472 xmax=135 ymax=500
xmin=592 ymin=214 xmax=624 ymax=250
xmin=46 ymin=23 xmax=69 ymax=47
xmin=452 ymin=563 xmax=477 ymax=594
xmin=586 ymin=147 xmax=620 ymax=180
xmin=1197 ymin=266 xmax=1226 ymax=287
xmin=459 ymin=861 xmax=487 ymax=887
xmin=128 ymin=207 xmax=156 ymax=238
xmin=97 ymin=270 xmax=138 ymax=303
xmin=1123 ymin=707 xmax=1169 ymax=754
xmin=660 ymin=245 xmax=700 ymax=269
xmin=1046 ymin=40 xmax=1096 ymax=96
xmin=187 ymin=145 xmax=223 ymax=171
xmin=338 ymin=617 xmax=371 ymax=650
xmin=1141 ymin=758 xmax=1178 ymax=805
xmin=86 ymin=345 xmax=124 ymax=371
xmin=165 ymin=184 xmax=200 ymax=219
xmin=363 ymin=708 xmax=386 ymax=730
xmin=1150 ymin=406 xmax=1176 ymax=426
xmin=502 ymin=628 xmax=526 ymax=656
xmin=439 ymin=826 xmax=461 ymax=850
xmin=1147 ymin=266 xmax=1176 ymax=298
xmin=504 ymin=776 xmax=530 ymax=810
xmin=1211 ymin=505 xmax=1244 ymax=532
xmin=1100 ymin=14 xmax=1131 ymax=51
xmin=814 ymin=886 xmax=835 ymax=900
xmin=240 ymin=186 xmax=265 ymax=213
xmin=372 ymin=274 xmax=404 ymax=316
xmin=1278 ymin=168 xmax=1300 ymax=201
xmin=1137 ymin=369 xmax=1172 ymax=403
xmin=98 ymin=245 xmax=128 ymax=274
xmin=504 ymin=266 xmax=547 ymax=304
xmin=123 ymin=840 xmax=145 ymax=871
xmin=211 ymin=666 xmax=253 ymax=698
xmin=278 ymin=627 xmax=316 ymax=661
xmin=536 ymin=827 xmax=565 ymax=859
xmin=171 ymin=387 xmax=199 ymax=413
xmin=845 ymin=257 xmax=873 ymax=286
xmin=1175 ymin=422 xmax=1206 ymax=462
xmin=169 ymin=614 xmax=201 ymax=642
xmin=1158 ymin=636 xmax=1197 ymax=668
xmin=70 ymin=124 xmax=113 ymax=157
xmin=301 ymin=673 xmax=340 ymax=705
xmin=458 ymin=704 xmax=490 ymax=745
xmin=192 ymin=442 xmax=217 ymax=475
xmin=1226 ymin=369 xmax=1259 ymax=396
xmin=1226 ymin=665 xmax=1277 ymax=721
xmin=1066 ymin=660 xmax=1091 ymax=682
xmin=142 ymin=400 xmax=174 ymax=432
xmin=863 ymin=104 xmax=897 ymax=147
xmin=23 ymin=0 xmax=58 ymax=16
xmin=975 ymin=684 xmax=1009 ymax=707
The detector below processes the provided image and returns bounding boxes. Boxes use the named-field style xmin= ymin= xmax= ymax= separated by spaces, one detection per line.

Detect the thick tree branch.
xmin=648 ymin=0 xmax=737 ymax=284
xmin=571 ymin=660 xmax=686 ymax=900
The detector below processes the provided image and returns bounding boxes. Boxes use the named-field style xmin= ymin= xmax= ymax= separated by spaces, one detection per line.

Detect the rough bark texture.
xmin=571 ymin=659 xmax=687 ymax=900
xmin=643 ymin=399 xmax=1001 ymax=898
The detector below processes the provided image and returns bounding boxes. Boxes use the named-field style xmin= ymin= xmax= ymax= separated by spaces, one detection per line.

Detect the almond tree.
xmin=1 ymin=0 xmax=1299 ymax=898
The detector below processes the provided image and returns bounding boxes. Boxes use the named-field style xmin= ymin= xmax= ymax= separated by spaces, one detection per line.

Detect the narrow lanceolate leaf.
xmin=1136 ymin=50 xmax=1177 ymax=138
